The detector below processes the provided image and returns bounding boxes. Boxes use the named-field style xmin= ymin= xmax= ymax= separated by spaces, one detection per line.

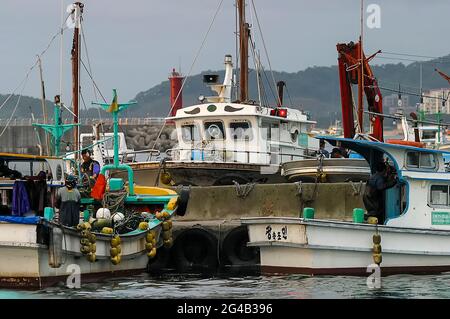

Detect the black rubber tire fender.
xmin=172 ymin=228 xmax=218 ymax=273
xmin=222 ymin=225 xmax=259 ymax=266
xmin=175 ymin=186 xmax=190 ymax=217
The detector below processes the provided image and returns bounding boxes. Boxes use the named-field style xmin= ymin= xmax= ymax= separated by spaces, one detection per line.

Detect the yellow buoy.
xmin=163 ymin=238 xmax=173 ymax=248
xmin=373 ymin=253 xmax=382 ymax=265
xmin=80 ymin=230 xmax=90 ymax=238
xmin=110 ymin=247 xmax=120 ymax=257
xmin=146 ymin=231 xmax=155 ymax=242
xmin=111 ymin=236 xmax=121 ymax=247
xmin=373 ymin=244 xmax=382 ymax=254
xmin=162 ymin=221 xmax=171 ymax=231
xmin=80 ymin=245 xmax=91 ymax=254
xmin=367 ymin=217 xmax=378 ymax=225
xmin=89 ymin=233 xmax=96 ymax=243
xmin=90 ymin=243 xmax=96 ymax=253
xmin=147 ymin=247 xmax=157 ymax=259
xmin=80 ymin=238 xmax=90 ymax=246
xmin=87 ymin=252 xmax=96 ymax=263
xmin=162 ymin=230 xmax=172 ymax=240
xmin=138 ymin=222 xmax=149 ymax=230
xmin=162 ymin=211 xmax=170 ymax=219
xmin=373 ymin=234 xmax=381 ymax=245
xmin=145 ymin=242 xmax=154 ymax=251
xmin=160 ymin=172 xmax=172 ymax=185
xmin=111 ymin=255 xmax=121 ymax=265
xmin=101 ymin=227 xmax=113 ymax=234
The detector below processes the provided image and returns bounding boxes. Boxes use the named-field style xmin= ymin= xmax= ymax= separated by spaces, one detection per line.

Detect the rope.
xmin=233 ymin=180 xmax=256 ymax=199
xmin=148 ymin=0 xmax=225 ymax=159
xmin=102 ymin=190 xmax=128 ymax=215
xmin=349 ymin=180 xmax=364 ymax=196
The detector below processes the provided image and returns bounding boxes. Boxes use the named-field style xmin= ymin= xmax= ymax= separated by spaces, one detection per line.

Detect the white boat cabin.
xmin=168 ymin=55 xmax=315 ymax=166
xmin=323 ymin=136 xmax=450 ymax=230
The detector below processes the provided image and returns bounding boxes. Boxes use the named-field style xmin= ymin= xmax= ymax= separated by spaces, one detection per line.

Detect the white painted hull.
xmin=0 ymin=222 xmax=160 ymax=289
xmin=242 ymin=217 xmax=450 ymax=275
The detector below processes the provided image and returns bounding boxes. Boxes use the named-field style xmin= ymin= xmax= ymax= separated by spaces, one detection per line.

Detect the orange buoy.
xmin=386 ymin=140 xmax=425 ymax=148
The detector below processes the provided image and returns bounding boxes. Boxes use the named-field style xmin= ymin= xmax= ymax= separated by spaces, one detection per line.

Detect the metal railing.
xmin=163 ymin=147 xmax=318 ymax=165
xmin=0 ymin=117 xmax=167 ymax=127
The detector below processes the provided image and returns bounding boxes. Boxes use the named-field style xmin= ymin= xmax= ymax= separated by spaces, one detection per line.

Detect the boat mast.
xmin=37 ymin=55 xmax=50 ymax=155
xmin=237 ymin=0 xmax=249 ymax=103
xmin=357 ymin=0 xmax=364 ymax=133
xmin=71 ymin=2 xmax=83 ymax=159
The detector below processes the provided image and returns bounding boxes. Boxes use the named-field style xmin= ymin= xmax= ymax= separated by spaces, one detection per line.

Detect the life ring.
xmin=221 ymin=226 xmax=259 ymax=267
xmin=386 ymin=140 xmax=425 ymax=148
xmin=175 ymin=186 xmax=190 ymax=217
xmin=172 ymin=228 xmax=218 ymax=273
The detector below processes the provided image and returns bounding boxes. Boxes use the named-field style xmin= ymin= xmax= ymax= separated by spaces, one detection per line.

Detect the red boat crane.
xmin=336 ymin=41 xmax=383 ymax=141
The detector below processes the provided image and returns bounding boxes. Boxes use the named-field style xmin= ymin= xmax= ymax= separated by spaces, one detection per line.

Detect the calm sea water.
xmin=1 ymin=272 xmax=450 ymax=299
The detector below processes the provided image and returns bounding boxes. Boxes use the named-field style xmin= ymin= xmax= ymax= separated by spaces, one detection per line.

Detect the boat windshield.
xmin=230 ymin=121 xmax=252 ymax=141
xmin=204 ymin=121 xmax=225 ymax=140
xmin=181 ymin=124 xmax=200 ymax=142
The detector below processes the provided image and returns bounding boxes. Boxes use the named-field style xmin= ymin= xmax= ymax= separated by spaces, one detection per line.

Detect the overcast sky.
xmin=1 ymin=0 xmax=450 ymax=105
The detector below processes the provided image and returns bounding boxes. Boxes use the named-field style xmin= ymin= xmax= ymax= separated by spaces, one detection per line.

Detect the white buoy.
xmin=113 ymin=212 xmax=125 ymax=222
xmin=96 ymin=208 xmax=111 ymax=219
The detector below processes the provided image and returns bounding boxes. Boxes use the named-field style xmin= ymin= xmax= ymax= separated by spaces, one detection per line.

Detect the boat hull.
xmin=0 ymin=222 xmax=159 ymax=289
xmin=242 ymin=217 xmax=450 ymax=276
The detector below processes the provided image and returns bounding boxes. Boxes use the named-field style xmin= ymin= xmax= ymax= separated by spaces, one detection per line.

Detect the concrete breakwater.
xmin=0 ymin=119 xmax=176 ymax=155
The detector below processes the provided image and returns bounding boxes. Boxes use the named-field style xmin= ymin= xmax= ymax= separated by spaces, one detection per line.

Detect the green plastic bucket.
xmin=44 ymin=207 xmax=54 ymax=221
xmin=353 ymin=208 xmax=365 ymax=223
xmin=303 ymin=207 xmax=315 ymax=219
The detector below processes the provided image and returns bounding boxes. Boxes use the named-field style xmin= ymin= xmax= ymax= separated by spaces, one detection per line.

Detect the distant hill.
xmin=3 ymin=53 xmax=450 ymax=127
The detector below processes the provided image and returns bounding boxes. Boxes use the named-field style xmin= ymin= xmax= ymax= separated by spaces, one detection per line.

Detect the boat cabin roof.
xmin=317 ymin=136 xmax=450 ymax=173
xmin=168 ymin=102 xmax=316 ymax=124
xmin=0 ymin=152 xmax=59 ymax=161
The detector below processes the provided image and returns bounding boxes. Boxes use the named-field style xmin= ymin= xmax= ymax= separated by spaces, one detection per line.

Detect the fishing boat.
xmin=243 ymin=136 xmax=450 ymax=275
xmin=0 ymin=88 xmax=188 ymax=289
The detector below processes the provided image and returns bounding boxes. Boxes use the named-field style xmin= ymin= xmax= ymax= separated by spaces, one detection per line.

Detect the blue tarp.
xmin=0 ymin=216 xmax=41 ymax=225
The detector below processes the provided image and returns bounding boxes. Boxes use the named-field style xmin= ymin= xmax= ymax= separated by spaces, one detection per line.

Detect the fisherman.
xmin=56 ymin=175 xmax=81 ymax=227
xmin=316 ymin=139 xmax=330 ymax=158
xmin=363 ymin=161 xmax=397 ymax=224
xmin=81 ymin=149 xmax=101 ymax=180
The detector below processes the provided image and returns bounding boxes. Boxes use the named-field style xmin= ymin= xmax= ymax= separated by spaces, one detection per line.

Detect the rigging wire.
xmin=148 ymin=0 xmax=225 ymax=158
xmin=0 ymin=77 xmax=29 ymax=138
xmin=250 ymin=0 xmax=280 ymax=106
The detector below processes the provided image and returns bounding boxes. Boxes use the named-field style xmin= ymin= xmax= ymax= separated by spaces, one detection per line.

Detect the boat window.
xmin=230 ymin=121 xmax=252 ymax=140
xmin=421 ymin=130 xmax=436 ymax=140
xmin=204 ymin=121 xmax=225 ymax=140
xmin=430 ymin=185 xmax=449 ymax=206
xmin=406 ymin=152 xmax=436 ymax=170
xmin=181 ymin=124 xmax=200 ymax=142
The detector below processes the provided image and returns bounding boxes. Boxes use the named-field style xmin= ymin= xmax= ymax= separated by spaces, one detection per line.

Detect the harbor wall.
xmin=177 ymin=182 xmax=365 ymax=221
xmin=0 ymin=120 xmax=176 ymax=154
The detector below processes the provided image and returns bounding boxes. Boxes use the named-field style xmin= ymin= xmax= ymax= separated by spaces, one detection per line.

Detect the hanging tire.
xmin=175 ymin=186 xmax=190 ymax=217
xmin=222 ymin=226 xmax=259 ymax=267
xmin=213 ymin=175 xmax=249 ymax=186
xmin=172 ymin=228 xmax=218 ymax=273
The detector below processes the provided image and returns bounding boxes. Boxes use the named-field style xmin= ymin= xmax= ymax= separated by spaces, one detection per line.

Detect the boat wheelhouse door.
xmin=261 ymin=119 xmax=280 ymax=165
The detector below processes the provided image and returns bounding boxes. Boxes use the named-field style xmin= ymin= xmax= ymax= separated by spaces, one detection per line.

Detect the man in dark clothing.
xmin=56 ymin=175 xmax=81 ymax=227
xmin=363 ymin=161 xmax=397 ymax=223
xmin=81 ymin=149 xmax=101 ymax=180
xmin=316 ymin=139 xmax=330 ymax=158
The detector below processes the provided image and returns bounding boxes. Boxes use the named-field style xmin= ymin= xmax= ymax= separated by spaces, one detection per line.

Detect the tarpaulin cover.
xmin=0 ymin=215 xmax=41 ymax=225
